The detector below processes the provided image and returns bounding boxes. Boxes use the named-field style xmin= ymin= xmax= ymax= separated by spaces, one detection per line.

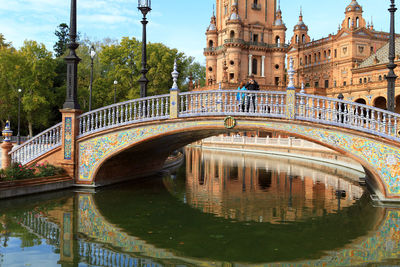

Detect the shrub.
xmin=1 ymin=163 xmax=35 ymax=181
xmin=35 ymin=163 xmax=64 ymax=177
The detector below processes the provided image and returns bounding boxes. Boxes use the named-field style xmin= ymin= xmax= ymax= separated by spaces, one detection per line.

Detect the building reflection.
xmin=185 ymin=147 xmax=364 ymax=223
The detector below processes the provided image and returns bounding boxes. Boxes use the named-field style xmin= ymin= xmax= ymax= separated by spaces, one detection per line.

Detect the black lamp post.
xmin=17 ymin=88 xmax=22 ymax=145
xmin=114 ymin=80 xmax=118 ymax=104
xmin=89 ymin=46 xmax=96 ymax=111
xmin=387 ymin=0 xmax=397 ymax=112
xmin=63 ymin=0 xmax=81 ymax=110
xmin=138 ymin=0 xmax=151 ymax=98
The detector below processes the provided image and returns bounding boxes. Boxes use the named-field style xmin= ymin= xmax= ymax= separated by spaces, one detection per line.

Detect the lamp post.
xmin=17 ymin=89 xmax=22 ymax=145
xmin=387 ymin=0 xmax=397 ymax=112
xmin=89 ymin=46 xmax=96 ymax=111
xmin=138 ymin=0 xmax=151 ymax=98
xmin=113 ymin=80 xmax=118 ymax=104
xmin=63 ymin=0 xmax=81 ymax=110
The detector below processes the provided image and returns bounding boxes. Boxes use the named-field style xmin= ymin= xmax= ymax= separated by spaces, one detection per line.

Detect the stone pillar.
xmin=261 ymin=55 xmax=265 ymax=77
xmin=1 ymin=142 xmax=13 ymax=169
xmin=248 ymin=54 xmax=253 ymax=76
xmin=1 ymin=121 xmax=13 ymax=169
xmin=170 ymin=59 xmax=180 ymax=119
xmin=60 ymin=109 xmax=82 ymax=180
xmin=286 ymin=57 xmax=296 ymax=120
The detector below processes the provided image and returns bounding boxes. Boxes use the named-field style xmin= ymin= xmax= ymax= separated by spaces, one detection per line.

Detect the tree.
xmin=0 ymin=34 xmax=11 ymax=49
xmin=18 ymin=41 xmax=57 ymax=136
xmin=53 ymin=23 xmax=69 ymax=58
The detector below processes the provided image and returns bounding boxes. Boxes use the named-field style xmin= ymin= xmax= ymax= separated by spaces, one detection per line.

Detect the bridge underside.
xmin=73 ymin=117 xmax=400 ymax=201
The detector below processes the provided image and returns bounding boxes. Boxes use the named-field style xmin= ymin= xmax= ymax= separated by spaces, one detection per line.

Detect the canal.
xmin=0 ymin=147 xmax=400 ymax=266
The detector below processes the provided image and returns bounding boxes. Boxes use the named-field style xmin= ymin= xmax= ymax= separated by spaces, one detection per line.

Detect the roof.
xmin=357 ymin=37 xmax=400 ymax=68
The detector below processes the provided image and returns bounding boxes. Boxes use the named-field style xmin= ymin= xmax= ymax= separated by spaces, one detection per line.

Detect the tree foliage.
xmin=53 ymin=23 xmax=69 ymax=58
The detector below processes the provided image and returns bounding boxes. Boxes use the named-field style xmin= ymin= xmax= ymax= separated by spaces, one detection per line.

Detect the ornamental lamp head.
xmin=2 ymin=120 xmax=13 ymax=142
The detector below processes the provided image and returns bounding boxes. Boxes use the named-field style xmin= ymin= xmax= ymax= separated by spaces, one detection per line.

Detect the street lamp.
xmin=89 ymin=46 xmax=96 ymax=111
xmin=387 ymin=0 xmax=397 ymax=112
xmin=17 ymin=88 xmax=22 ymax=145
xmin=113 ymin=80 xmax=118 ymax=104
xmin=138 ymin=0 xmax=151 ymax=98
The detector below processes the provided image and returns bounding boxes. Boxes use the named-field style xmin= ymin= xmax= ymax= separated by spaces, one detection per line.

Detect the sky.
xmin=0 ymin=0 xmax=393 ymax=65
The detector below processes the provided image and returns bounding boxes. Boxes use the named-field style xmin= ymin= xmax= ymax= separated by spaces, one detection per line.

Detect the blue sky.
xmin=0 ymin=0 xmax=392 ymax=64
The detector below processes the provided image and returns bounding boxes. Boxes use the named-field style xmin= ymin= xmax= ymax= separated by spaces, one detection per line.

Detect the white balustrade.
xmin=9 ymin=123 xmax=62 ymax=165
xmin=78 ymin=94 xmax=170 ymax=137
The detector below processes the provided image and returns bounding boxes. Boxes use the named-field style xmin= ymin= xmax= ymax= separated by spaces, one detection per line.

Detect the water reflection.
xmin=179 ymin=147 xmax=364 ymax=223
xmin=0 ymin=155 xmax=399 ymax=265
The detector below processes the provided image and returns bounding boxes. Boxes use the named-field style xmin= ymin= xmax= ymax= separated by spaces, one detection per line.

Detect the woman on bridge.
xmin=236 ymin=81 xmax=247 ymax=112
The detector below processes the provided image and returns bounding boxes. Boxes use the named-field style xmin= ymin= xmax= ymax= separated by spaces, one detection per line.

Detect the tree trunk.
xmin=28 ymin=121 xmax=33 ymax=139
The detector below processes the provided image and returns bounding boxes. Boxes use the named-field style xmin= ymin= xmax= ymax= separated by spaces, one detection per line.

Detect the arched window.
xmin=230 ymin=30 xmax=235 ymax=39
xmin=348 ymin=17 xmax=351 ymax=28
xmin=356 ymin=17 xmax=359 ymax=28
xmin=252 ymin=58 xmax=258 ymax=75
xmin=379 ymin=75 xmax=382 ymax=81
xmin=295 ymin=35 xmax=298 ymax=43
xmin=364 ymin=78 xmax=367 ymax=83
xmin=318 ymin=52 xmax=321 ymax=61
xmin=275 ymin=36 xmax=280 ymax=44
xmin=324 ymin=51 xmax=327 ymax=59
xmin=309 ymin=55 xmax=312 ymax=63
xmin=305 ymin=55 xmax=308 ymax=65
xmin=328 ymin=50 xmax=331 ymax=58
xmin=359 ymin=78 xmax=362 ymax=84
xmin=209 ymin=40 xmax=214 ymax=48
xmin=302 ymin=34 xmax=306 ymax=43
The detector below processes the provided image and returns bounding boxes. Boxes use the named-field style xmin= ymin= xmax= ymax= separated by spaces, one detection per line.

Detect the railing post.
xmin=286 ymin=57 xmax=296 ymax=120
xmin=60 ymin=109 xmax=82 ymax=179
xmin=170 ymin=59 xmax=180 ymax=119
xmin=1 ymin=121 xmax=13 ymax=169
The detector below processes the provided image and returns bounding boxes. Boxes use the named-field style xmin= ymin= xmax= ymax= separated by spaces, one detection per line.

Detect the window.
xmin=305 ymin=56 xmax=308 ymax=65
xmin=356 ymin=17 xmax=359 ymax=28
xmin=275 ymin=64 xmax=280 ymax=69
xmin=300 ymin=58 xmax=303 ymax=65
xmin=364 ymin=78 xmax=367 ymax=83
xmin=343 ymin=81 xmax=347 ymax=86
xmin=334 ymin=49 xmax=337 ymax=58
xmin=295 ymin=35 xmax=299 ymax=43
xmin=252 ymin=58 xmax=258 ymax=75
xmin=359 ymin=78 xmax=362 ymax=84
xmin=334 ymin=81 xmax=337 ymax=87
xmin=328 ymin=50 xmax=331 ymax=58
xmin=379 ymin=75 xmax=382 ymax=81
xmin=325 ymin=80 xmax=329 ymax=88
xmin=324 ymin=51 xmax=327 ymax=59
xmin=275 ymin=36 xmax=280 ymax=44
xmin=315 ymin=81 xmax=319 ymax=88
xmin=302 ymin=34 xmax=306 ymax=43
xmin=230 ymin=30 xmax=235 ymax=39
xmin=275 ymin=77 xmax=280 ymax=86
xmin=348 ymin=17 xmax=351 ymax=28
xmin=208 ymin=40 xmax=214 ymax=48
xmin=253 ymin=34 xmax=259 ymax=43
xmin=229 ymin=73 xmax=234 ymax=80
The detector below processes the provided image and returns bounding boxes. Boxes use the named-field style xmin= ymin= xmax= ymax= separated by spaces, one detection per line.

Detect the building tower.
xmin=203 ymin=0 xmax=288 ymax=90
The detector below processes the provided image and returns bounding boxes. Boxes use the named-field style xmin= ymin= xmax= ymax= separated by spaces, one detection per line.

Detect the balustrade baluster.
xmin=151 ymin=99 xmax=155 ymax=118
xmin=185 ymin=95 xmax=189 ymax=114
xmin=165 ymin=97 xmax=169 ymax=115
xmin=394 ymin=117 xmax=398 ymax=138
xmin=147 ymin=100 xmax=150 ymax=118
xmin=180 ymin=95 xmax=184 ymax=113
xmin=382 ymin=113 xmax=387 ymax=134
xmin=388 ymin=114 xmax=392 ymax=135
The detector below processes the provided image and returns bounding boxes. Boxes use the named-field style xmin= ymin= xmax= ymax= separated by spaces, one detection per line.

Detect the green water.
xmin=0 ymin=148 xmax=400 ymax=266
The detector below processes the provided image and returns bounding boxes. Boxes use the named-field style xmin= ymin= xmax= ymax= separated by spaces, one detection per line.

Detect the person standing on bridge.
xmin=245 ymin=75 xmax=259 ymax=112
xmin=236 ymin=81 xmax=247 ymax=112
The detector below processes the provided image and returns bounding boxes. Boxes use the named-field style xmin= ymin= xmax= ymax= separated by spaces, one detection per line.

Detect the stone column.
xmin=1 ymin=121 xmax=13 ymax=169
xmin=60 ymin=109 xmax=82 ymax=180
xmin=286 ymin=57 xmax=296 ymax=120
xmin=170 ymin=60 xmax=180 ymax=119
xmin=248 ymin=54 xmax=253 ymax=76
xmin=1 ymin=142 xmax=13 ymax=169
xmin=261 ymin=56 xmax=265 ymax=77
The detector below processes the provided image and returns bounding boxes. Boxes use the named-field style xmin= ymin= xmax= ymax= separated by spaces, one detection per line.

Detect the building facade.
xmin=287 ymin=0 xmax=392 ymax=101
xmin=202 ymin=0 xmax=288 ymax=91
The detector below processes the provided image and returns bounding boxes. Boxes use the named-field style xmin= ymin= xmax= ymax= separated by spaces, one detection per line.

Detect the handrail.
xmin=9 ymin=123 xmax=62 ymax=165
xmin=78 ymin=94 xmax=170 ymax=137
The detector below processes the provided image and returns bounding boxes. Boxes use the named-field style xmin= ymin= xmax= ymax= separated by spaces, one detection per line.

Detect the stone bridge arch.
xmin=77 ymin=117 xmax=400 ymax=200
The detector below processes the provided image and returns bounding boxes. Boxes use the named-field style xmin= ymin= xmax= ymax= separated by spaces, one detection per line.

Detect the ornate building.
xmin=287 ymin=0 xmax=393 ymax=103
xmin=202 ymin=0 xmax=288 ymax=91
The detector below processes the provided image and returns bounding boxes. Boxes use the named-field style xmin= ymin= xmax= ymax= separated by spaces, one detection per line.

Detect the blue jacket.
xmin=236 ymin=86 xmax=247 ymax=101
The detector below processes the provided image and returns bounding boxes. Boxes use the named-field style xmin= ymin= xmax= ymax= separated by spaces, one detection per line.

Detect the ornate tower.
xmin=341 ymin=0 xmax=366 ymax=30
xmin=203 ymin=0 xmax=288 ymax=90
xmin=291 ymin=8 xmax=310 ymax=45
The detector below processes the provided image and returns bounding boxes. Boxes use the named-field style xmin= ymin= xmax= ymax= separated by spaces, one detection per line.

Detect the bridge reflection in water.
xmin=181 ymin=147 xmax=364 ymax=223
xmin=1 ymin=150 xmax=400 ymax=266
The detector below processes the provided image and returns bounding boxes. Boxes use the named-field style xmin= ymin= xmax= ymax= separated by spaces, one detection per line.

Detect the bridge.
xmin=2 ymin=60 xmax=400 ymax=202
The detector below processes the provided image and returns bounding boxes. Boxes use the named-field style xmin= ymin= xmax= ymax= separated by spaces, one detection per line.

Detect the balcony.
xmin=224 ymin=39 xmax=289 ymax=49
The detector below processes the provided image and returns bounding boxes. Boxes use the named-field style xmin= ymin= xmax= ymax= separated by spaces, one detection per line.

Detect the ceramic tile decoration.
xmin=64 ymin=117 xmax=72 ymax=160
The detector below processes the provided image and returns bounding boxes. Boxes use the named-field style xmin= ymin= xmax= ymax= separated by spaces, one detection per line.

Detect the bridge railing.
xmin=78 ymin=94 xmax=170 ymax=137
xmin=295 ymin=93 xmax=400 ymax=141
xmin=179 ymin=90 xmax=287 ymax=118
xmin=9 ymin=123 xmax=62 ymax=165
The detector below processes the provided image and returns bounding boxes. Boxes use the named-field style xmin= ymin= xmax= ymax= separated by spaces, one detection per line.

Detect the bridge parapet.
xmin=78 ymin=94 xmax=170 ymax=137
xmin=9 ymin=123 xmax=62 ymax=165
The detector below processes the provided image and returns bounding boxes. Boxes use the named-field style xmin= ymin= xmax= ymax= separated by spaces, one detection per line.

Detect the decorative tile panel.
xmin=64 ymin=117 xmax=72 ymax=160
